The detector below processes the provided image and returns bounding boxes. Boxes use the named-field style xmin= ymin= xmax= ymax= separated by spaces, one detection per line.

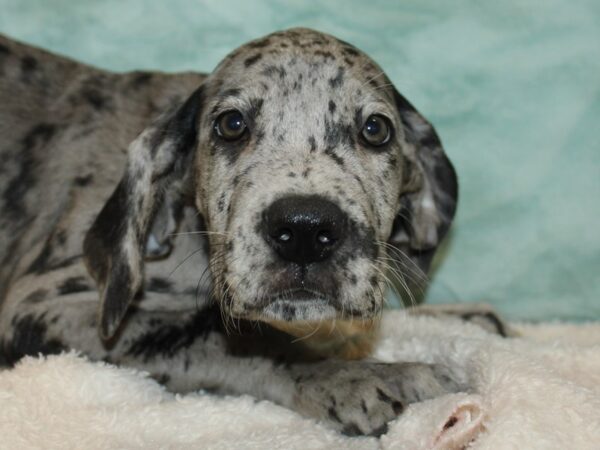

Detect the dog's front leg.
xmin=0 ymin=283 xmax=461 ymax=437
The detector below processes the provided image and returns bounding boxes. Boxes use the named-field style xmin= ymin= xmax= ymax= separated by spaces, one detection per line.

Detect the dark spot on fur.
xmin=360 ymin=399 xmax=368 ymax=413
xmin=58 ymin=276 xmax=91 ymax=295
xmin=130 ymin=72 xmax=153 ymax=88
xmin=354 ymin=107 xmax=364 ymax=128
xmin=217 ymin=193 xmax=226 ymax=212
xmin=0 ymin=42 xmax=10 ymax=55
xmin=287 ymin=172 xmax=296 ymax=178
xmin=343 ymin=57 xmax=354 ymax=67
xmin=261 ymin=65 xmax=286 ymax=79
xmin=369 ymin=423 xmax=389 ymax=437
xmin=74 ymin=174 xmax=93 ymax=186
xmin=324 ymin=148 xmax=344 ymax=167
xmin=255 ymin=130 xmax=265 ymax=145
xmin=248 ymin=98 xmax=264 ymax=121
xmin=341 ymin=423 xmax=362 ymax=436
xmin=341 ymin=45 xmax=360 ymax=57
xmin=219 ymin=88 xmax=241 ymax=100
xmin=328 ymin=67 xmax=345 ymax=88
xmin=3 ymin=123 xmax=56 ymax=219
xmin=328 ymin=100 xmax=336 ymax=114
xmin=26 ymin=237 xmax=53 ymax=274
xmin=244 ymin=53 xmax=262 ymax=67
xmin=323 ymin=117 xmax=355 ymax=151
xmin=20 ymin=56 xmax=38 ymax=80
xmin=392 ymin=400 xmax=404 ymax=414
xmin=308 ymin=135 xmax=317 ymax=152
xmin=314 ymin=50 xmax=334 ymax=60
xmin=248 ymin=38 xmax=271 ymax=49
xmin=126 ymin=307 xmax=222 ymax=362
xmin=82 ymin=88 xmax=109 ymax=110
xmin=147 ymin=277 xmax=173 ymax=293
xmin=23 ymin=289 xmax=48 ymax=304
xmin=155 ymin=373 xmax=171 ymax=385
xmin=2 ymin=314 xmax=65 ymax=366
xmin=328 ymin=407 xmax=341 ymax=422
xmin=387 ymin=154 xmax=398 ymax=168
xmin=376 ymin=387 xmax=392 ymax=403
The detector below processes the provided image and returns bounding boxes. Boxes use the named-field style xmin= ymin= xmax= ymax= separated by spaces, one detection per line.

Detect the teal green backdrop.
xmin=1 ymin=0 xmax=598 ymax=321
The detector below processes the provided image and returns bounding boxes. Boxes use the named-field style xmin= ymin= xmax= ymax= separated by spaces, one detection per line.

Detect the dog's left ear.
xmin=83 ymin=87 xmax=204 ymax=340
xmin=388 ymin=90 xmax=458 ymax=276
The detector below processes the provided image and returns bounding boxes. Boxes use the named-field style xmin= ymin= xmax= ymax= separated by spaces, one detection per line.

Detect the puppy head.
xmin=84 ymin=28 xmax=457 ymax=339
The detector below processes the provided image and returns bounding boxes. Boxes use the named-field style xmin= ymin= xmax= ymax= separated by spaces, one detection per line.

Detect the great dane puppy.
xmin=0 ymin=28 xmax=501 ymax=436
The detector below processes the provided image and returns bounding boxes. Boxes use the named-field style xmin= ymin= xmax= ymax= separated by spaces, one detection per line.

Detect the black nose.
xmin=263 ymin=195 xmax=347 ymax=265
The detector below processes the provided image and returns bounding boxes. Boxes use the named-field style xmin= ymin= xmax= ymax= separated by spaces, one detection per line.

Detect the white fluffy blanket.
xmin=1 ymin=312 xmax=600 ymax=450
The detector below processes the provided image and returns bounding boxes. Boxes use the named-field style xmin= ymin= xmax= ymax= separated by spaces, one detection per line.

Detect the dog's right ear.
xmin=84 ymin=86 xmax=204 ymax=340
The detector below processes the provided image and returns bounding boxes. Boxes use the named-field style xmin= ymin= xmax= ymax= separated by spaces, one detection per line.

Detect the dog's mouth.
xmin=252 ymin=288 xmax=339 ymax=322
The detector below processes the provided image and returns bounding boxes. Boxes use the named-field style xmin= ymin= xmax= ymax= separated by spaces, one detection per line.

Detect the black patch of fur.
xmin=248 ymin=97 xmax=264 ymax=122
xmin=126 ymin=306 xmax=222 ymax=362
xmin=308 ymin=135 xmax=317 ymax=152
xmin=3 ymin=123 xmax=56 ymax=219
xmin=328 ymin=100 xmax=336 ymax=114
xmin=261 ymin=64 xmax=287 ymax=79
xmin=341 ymin=423 xmax=362 ymax=436
xmin=130 ymin=72 xmax=153 ymax=88
xmin=20 ymin=55 xmax=38 ymax=82
xmin=369 ymin=423 xmax=389 ymax=437
xmin=74 ymin=174 xmax=94 ymax=186
xmin=82 ymin=88 xmax=110 ymax=110
xmin=354 ymin=107 xmax=363 ymax=129
xmin=244 ymin=53 xmax=262 ymax=67
xmin=1 ymin=314 xmax=65 ymax=366
xmin=324 ymin=148 xmax=344 ymax=167
xmin=328 ymin=67 xmax=345 ymax=89
xmin=25 ymin=234 xmax=55 ymax=274
xmin=248 ymin=38 xmax=271 ymax=49
xmin=314 ymin=50 xmax=334 ymax=60
xmin=58 ymin=276 xmax=91 ymax=295
xmin=23 ymin=289 xmax=48 ymax=304
xmin=328 ymin=406 xmax=341 ymax=422
xmin=147 ymin=277 xmax=173 ymax=293
xmin=323 ymin=116 xmax=355 ymax=151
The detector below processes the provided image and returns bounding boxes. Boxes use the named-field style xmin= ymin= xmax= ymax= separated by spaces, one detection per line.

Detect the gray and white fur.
xmin=0 ymin=29 xmax=506 ymax=436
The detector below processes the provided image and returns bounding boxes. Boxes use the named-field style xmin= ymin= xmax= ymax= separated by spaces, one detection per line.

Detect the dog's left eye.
xmin=361 ymin=115 xmax=392 ymax=147
xmin=214 ymin=110 xmax=247 ymax=141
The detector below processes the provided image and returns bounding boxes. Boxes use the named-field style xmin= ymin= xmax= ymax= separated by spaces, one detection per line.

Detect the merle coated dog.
xmin=0 ymin=28 xmax=504 ymax=436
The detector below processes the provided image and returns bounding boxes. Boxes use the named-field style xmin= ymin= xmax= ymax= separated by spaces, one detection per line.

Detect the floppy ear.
xmin=389 ymin=90 xmax=458 ymax=278
xmin=83 ymin=86 xmax=204 ymax=340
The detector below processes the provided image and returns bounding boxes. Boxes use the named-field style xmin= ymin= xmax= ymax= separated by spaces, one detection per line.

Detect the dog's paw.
xmin=290 ymin=360 xmax=460 ymax=436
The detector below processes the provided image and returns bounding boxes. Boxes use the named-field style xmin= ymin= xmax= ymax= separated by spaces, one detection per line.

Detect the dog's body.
xmin=0 ymin=30 xmax=504 ymax=436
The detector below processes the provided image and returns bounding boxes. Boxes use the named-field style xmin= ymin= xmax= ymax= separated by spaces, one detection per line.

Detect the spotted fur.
xmin=0 ymin=29 xmax=503 ymax=436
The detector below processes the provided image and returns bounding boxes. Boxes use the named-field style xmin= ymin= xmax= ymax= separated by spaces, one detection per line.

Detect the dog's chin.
xmin=260 ymin=297 xmax=338 ymax=322
xmin=235 ymin=290 xmax=339 ymax=323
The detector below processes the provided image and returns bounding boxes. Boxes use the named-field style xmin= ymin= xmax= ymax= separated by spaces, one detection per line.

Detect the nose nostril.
xmin=274 ymin=228 xmax=293 ymax=243
xmin=316 ymin=230 xmax=336 ymax=246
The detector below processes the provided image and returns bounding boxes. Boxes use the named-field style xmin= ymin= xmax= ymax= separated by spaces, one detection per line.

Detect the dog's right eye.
xmin=214 ymin=110 xmax=247 ymax=141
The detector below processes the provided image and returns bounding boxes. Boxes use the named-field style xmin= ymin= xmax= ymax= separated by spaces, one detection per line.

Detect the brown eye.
xmin=361 ymin=114 xmax=391 ymax=146
xmin=214 ymin=110 xmax=247 ymax=141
